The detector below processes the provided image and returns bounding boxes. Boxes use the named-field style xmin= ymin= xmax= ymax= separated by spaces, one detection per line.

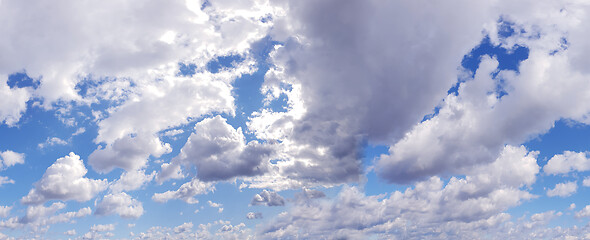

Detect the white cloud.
xmin=546 ymin=181 xmax=578 ymax=197
xmin=72 ymin=127 xmax=86 ymax=136
xmin=0 ymin=202 xmax=91 ymax=231
xmin=251 ymin=190 xmax=285 ymax=206
xmin=544 ymin=151 xmax=590 ymax=175
xmin=152 ymin=178 xmax=215 ymax=204
xmin=583 ymin=176 xmax=590 ymax=187
xmin=575 ymin=205 xmax=590 ymax=218
xmin=0 ymin=150 xmax=24 ymax=169
xmin=37 ymin=137 xmax=68 ymax=149
xmin=207 ymin=201 xmax=222 ymax=208
xmin=0 ymin=206 xmax=11 ymax=218
xmin=0 ymin=176 xmax=14 ymax=187
xmin=109 ymin=169 xmax=155 ymax=193
xmin=95 ymin=192 xmax=144 ymax=219
xmin=64 ymin=229 xmax=76 ymax=236
xmin=261 ymin=145 xmax=539 ymax=238
xmin=164 ymin=116 xmax=272 ymax=182
xmin=0 ymin=150 xmax=23 ymax=186
xmin=0 ymin=75 xmax=30 ymax=126
xmin=89 ymin=133 xmax=171 ymax=173
xmin=21 ymin=152 xmax=108 ymax=205
xmin=90 ymin=223 xmax=115 ymax=232
xmin=246 ymin=212 xmax=262 ymax=219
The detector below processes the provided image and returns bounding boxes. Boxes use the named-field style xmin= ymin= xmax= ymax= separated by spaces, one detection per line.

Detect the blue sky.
xmin=1 ymin=0 xmax=590 ymax=239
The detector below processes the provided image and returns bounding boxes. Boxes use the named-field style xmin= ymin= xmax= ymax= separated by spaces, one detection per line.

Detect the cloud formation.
xmin=21 ymin=152 xmax=108 ymax=205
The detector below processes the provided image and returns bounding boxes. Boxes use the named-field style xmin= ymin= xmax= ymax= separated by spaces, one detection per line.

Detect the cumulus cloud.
xmin=584 ymin=177 xmax=590 ymax=187
xmin=0 ymin=206 xmax=11 ymax=218
xmin=21 ymin=152 xmax=108 ymax=205
xmin=575 ymin=205 xmax=590 ymax=218
xmin=0 ymin=202 xmax=91 ymax=231
xmin=373 ymin=1 xmax=590 ymax=183
xmin=251 ymin=190 xmax=285 ymax=206
xmin=152 ymin=178 xmax=215 ymax=204
xmin=544 ymin=151 xmax=590 ymax=175
xmin=262 ymin=145 xmax=539 ymax=238
xmin=246 ymin=212 xmax=263 ymax=219
xmin=0 ymin=150 xmax=24 ymax=186
xmin=164 ymin=116 xmax=272 ymax=182
xmin=109 ymin=169 xmax=155 ymax=193
xmin=241 ymin=0 xmax=503 ymax=188
xmin=0 ymin=150 xmax=24 ymax=169
xmin=546 ymin=181 xmax=578 ymax=198
xmin=0 ymin=75 xmax=30 ymax=126
xmin=89 ymin=133 xmax=171 ymax=173
xmin=95 ymin=192 xmax=144 ymax=219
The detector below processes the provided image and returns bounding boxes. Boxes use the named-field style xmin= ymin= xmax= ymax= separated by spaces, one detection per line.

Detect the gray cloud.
xmin=251 ymin=190 xmax=285 ymax=207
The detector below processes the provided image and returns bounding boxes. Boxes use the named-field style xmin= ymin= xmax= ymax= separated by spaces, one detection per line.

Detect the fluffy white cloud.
xmin=261 ymin=145 xmax=539 ymax=238
xmin=164 ymin=116 xmax=272 ymax=182
xmin=109 ymin=169 xmax=155 ymax=193
xmin=575 ymin=205 xmax=590 ymax=218
xmin=21 ymin=152 xmax=108 ymax=205
xmin=89 ymin=134 xmax=171 ymax=173
xmin=0 ymin=206 xmax=11 ymax=218
xmin=37 ymin=137 xmax=68 ymax=149
xmin=250 ymin=190 xmax=285 ymax=206
xmin=246 ymin=212 xmax=263 ymax=219
xmin=0 ymin=150 xmax=24 ymax=186
xmin=0 ymin=176 xmax=13 ymax=186
xmin=95 ymin=192 xmax=144 ymax=219
xmin=583 ymin=177 xmax=590 ymax=187
xmin=375 ymin=1 xmax=590 ymax=183
xmin=544 ymin=151 xmax=590 ymax=175
xmin=0 ymin=75 xmax=30 ymax=126
xmin=546 ymin=181 xmax=578 ymax=198
xmin=152 ymin=178 xmax=215 ymax=204
xmin=90 ymin=224 xmax=115 ymax=232
xmin=0 ymin=202 xmax=91 ymax=232
xmin=0 ymin=150 xmax=24 ymax=169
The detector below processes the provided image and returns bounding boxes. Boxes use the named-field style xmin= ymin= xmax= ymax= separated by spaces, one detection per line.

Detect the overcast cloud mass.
xmin=1 ymin=0 xmax=590 ymax=239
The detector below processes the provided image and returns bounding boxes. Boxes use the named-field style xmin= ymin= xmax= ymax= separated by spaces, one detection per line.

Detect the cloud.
xmin=90 ymin=223 xmax=115 ymax=232
xmin=584 ymin=177 xmax=590 ymax=187
xmin=242 ymin=0 xmax=502 ymax=188
xmin=0 ymin=150 xmax=24 ymax=169
xmin=246 ymin=212 xmax=263 ymax=219
xmin=64 ymin=229 xmax=76 ymax=236
xmin=109 ymin=169 xmax=155 ymax=193
xmin=544 ymin=151 xmax=590 ymax=175
xmin=88 ymin=134 xmax=171 ymax=173
xmin=167 ymin=116 xmax=272 ymax=182
xmin=152 ymin=178 xmax=215 ymax=204
xmin=575 ymin=205 xmax=590 ymax=218
xmin=0 ymin=206 xmax=11 ymax=218
xmin=0 ymin=75 xmax=30 ymax=126
xmin=546 ymin=181 xmax=578 ymax=198
xmin=95 ymin=192 xmax=144 ymax=219
xmin=37 ymin=137 xmax=68 ymax=149
xmin=0 ymin=202 xmax=91 ymax=231
xmin=261 ymin=145 xmax=539 ymax=238
xmin=21 ymin=152 xmax=108 ymax=205
xmin=0 ymin=150 xmax=23 ymax=185
xmin=251 ymin=190 xmax=285 ymax=206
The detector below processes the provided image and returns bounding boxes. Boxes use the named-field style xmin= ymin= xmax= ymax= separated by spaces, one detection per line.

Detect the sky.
xmin=1 ymin=0 xmax=590 ymax=239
